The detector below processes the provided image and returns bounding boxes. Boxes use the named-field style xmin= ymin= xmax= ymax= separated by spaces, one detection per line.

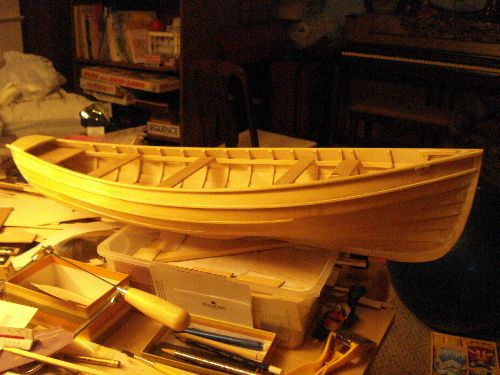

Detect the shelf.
xmin=75 ymin=57 xmax=179 ymax=74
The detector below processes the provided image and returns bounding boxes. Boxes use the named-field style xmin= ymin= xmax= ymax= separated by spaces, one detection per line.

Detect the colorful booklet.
xmin=431 ymin=331 xmax=499 ymax=375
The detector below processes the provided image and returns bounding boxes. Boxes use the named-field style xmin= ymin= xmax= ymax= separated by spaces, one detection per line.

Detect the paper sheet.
xmin=0 ymin=301 xmax=38 ymax=328
xmin=2 ymin=190 xmax=100 ymax=227
xmin=12 ymin=221 xmax=122 ymax=270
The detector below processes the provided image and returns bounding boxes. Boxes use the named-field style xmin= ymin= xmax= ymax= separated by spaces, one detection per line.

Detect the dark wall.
xmin=19 ymin=0 xmax=74 ymax=89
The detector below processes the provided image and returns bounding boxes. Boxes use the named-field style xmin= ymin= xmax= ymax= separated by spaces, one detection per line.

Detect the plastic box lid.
xmin=97 ymin=225 xmax=336 ymax=301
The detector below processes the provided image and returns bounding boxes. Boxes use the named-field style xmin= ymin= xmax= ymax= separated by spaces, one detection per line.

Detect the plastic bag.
xmin=1 ymin=51 xmax=66 ymax=101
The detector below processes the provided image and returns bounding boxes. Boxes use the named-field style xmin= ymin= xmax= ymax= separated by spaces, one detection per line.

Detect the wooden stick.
xmin=274 ymin=159 xmax=314 ymax=185
xmin=88 ymin=154 xmax=141 ymax=178
xmin=158 ymin=157 xmax=214 ymax=187
xmin=174 ymin=332 xmax=266 ymax=362
xmin=2 ymin=347 xmax=109 ymax=375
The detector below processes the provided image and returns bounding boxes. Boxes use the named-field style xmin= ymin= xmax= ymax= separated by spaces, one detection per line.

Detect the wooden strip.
xmin=39 ymin=148 xmax=84 ymax=164
xmin=88 ymin=154 xmax=141 ymax=178
xmin=9 ymin=135 xmax=55 ymax=151
xmin=0 ymin=182 xmax=40 ymax=195
xmin=236 ymin=273 xmax=285 ymax=288
xmin=0 ymin=207 xmax=13 ymax=228
xmin=274 ymin=159 xmax=314 ymax=185
xmin=172 ymin=333 xmax=266 ymax=361
xmin=158 ymin=157 xmax=214 ymax=187
xmin=0 ymin=228 xmax=37 ymax=243
xmin=154 ymin=237 xmax=288 ymax=262
xmin=2 ymin=347 xmax=109 ymax=375
xmin=85 ymin=151 xmax=401 ymax=169
xmin=329 ymin=159 xmax=361 ymax=178
xmin=342 ymin=51 xmax=500 ymax=75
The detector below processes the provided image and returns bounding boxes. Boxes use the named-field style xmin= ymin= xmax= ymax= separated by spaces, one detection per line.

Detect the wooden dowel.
xmin=2 ymin=347 xmax=109 ymax=375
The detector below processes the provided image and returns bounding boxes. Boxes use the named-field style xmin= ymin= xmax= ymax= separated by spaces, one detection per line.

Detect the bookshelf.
xmin=70 ymin=0 xmax=182 ymax=143
xmin=70 ymin=1 xmax=274 ymax=146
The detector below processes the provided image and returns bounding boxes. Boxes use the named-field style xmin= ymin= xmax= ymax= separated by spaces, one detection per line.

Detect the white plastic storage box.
xmin=97 ymin=225 xmax=336 ymax=348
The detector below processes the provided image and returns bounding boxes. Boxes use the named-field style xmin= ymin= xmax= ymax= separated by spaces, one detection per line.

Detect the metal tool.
xmin=40 ymin=246 xmax=190 ymax=331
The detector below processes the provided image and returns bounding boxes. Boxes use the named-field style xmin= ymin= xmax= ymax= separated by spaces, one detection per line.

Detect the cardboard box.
xmin=4 ymin=255 xmax=131 ymax=340
xmin=97 ymin=225 xmax=336 ymax=348
xmin=142 ymin=315 xmax=277 ymax=375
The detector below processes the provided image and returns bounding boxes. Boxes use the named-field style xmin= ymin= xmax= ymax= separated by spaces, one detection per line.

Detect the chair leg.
xmin=364 ymin=121 xmax=373 ymax=146
xmin=349 ymin=114 xmax=358 ymax=145
xmin=249 ymin=125 xmax=259 ymax=147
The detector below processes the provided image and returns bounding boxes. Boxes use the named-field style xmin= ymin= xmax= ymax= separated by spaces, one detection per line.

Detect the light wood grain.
xmin=6 ymin=135 xmax=483 ymax=262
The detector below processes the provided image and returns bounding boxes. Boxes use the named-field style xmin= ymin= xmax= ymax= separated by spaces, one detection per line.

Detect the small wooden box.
xmin=4 ymin=255 xmax=131 ymax=339
xmin=142 ymin=315 xmax=277 ymax=375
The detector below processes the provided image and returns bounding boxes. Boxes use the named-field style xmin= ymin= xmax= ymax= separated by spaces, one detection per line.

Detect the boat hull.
xmin=8 ymin=136 xmax=483 ymax=262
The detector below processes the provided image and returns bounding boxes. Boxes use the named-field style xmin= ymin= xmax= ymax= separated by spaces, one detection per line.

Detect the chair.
xmin=189 ymin=57 xmax=316 ymax=148
xmin=189 ymin=58 xmax=259 ymax=147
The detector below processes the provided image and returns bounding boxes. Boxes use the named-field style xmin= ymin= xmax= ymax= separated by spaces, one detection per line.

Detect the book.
xmin=73 ymin=5 xmax=83 ymax=59
xmin=80 ymin=77 xmax=128 ymax=97
xmin=106 ymin=10 xmax=157 ymax=63
xmin=84 ymin=90 xmax=135 ymax=106
xmin=146 ymin=118 xmax=181 ymax=140
xmin=431 ymin=331 xmax=499 ymax=375
xmin=80 ymin=66 xmax=180 ymax=93
xmin=88 ymin=3 xmax=104 ymax=60
xmin=126 ymin=28 xmax=150 ymax=64
xmin=73 ymin=4 xmax=106 ymax=60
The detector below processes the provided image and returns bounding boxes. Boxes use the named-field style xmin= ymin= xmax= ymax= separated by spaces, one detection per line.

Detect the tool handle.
xmin=121 ymin=287 xmax=190 ymax=331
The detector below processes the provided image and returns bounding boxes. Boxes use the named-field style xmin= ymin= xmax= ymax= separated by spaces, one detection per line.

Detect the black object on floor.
xmin=388 ymin=180 xmax=500 ymax=342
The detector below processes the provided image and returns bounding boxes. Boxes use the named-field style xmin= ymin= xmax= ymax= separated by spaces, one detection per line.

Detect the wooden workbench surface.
xmin=99 ymin=305 xmax=394 ymax=375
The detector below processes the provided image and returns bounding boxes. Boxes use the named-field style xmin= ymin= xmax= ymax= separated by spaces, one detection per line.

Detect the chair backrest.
xmin=188 ymin=57 xmax=259 ymax=147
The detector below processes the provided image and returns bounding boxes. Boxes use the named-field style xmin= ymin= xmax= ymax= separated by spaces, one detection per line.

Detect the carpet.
xmin=368 ymin=286 xmax=432 ymax=375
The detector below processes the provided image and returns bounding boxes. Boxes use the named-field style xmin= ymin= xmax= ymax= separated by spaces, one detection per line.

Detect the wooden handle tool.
xmin=45 ymin=250 xmax=191 ymax=332
xmin=117 ymin=287 xmax=190 ymax=331
xmin=2 ymin=347 xmax=109 ymax=375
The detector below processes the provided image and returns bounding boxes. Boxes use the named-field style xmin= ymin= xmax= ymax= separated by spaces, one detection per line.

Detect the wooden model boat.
xmin=8 ymin=135 xmax=483 ymax=262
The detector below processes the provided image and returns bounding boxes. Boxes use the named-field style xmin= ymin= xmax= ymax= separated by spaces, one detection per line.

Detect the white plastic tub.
xmin=98 ymin=225 xmax=336 ymax=348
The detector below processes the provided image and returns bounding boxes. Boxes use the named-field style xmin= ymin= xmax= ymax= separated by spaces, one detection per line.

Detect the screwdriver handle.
xmin=119 ymin=287 xmax=190 ymax=331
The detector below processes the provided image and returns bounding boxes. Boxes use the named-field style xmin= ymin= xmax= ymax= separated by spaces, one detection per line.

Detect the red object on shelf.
xmin=150 ymin=19 xmax=166 ymax=32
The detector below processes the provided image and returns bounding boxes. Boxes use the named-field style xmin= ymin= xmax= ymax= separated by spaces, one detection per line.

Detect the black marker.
xmin=181 ymin=337 xmax=282 ymax=374
xmin=162 ymin=348 xmax=257 ymax=375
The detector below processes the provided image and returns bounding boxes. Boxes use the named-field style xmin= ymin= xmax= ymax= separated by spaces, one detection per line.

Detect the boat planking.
xmin=7 ymin=135 xmax=483 ymax=262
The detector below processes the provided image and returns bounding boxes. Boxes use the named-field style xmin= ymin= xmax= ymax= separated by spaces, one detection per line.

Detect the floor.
xmin=368 ymin=286 xmax=431 ymax=375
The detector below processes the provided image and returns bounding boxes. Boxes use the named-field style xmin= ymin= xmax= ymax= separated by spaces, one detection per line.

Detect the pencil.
xmin=180 ymin=337 xmax=282 ymax=375
xmin=175 ymin=332 xmax=266 ymax=362
xmin=162 ymin=348 xmax=258 ymax=375
xmin=183 ymin=328 xmax=263 ymax=350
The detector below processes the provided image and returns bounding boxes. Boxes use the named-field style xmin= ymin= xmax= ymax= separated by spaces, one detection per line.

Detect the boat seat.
xmin=158 ymin=157 xmax=215 ymax=187
xmin=329 ymin=159 xmax=361 ymax=178
xmin=38 ymin=147 xmax=84 ymax=164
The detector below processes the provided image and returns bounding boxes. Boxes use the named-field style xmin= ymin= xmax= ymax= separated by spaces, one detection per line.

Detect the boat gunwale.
xmin=13 ymin=152 xmax=480 ymax=211
xmin=7 ymin=141 xmax=484 ymax=195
